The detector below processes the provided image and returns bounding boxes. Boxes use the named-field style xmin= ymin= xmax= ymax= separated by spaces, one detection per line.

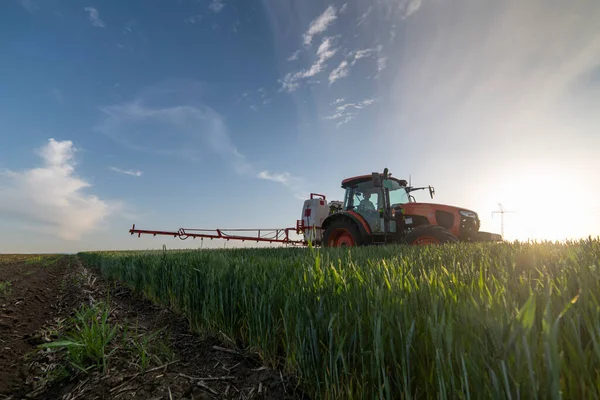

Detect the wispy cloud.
xmin=235 ymin=87 xmax=271 ymax=109
xmin=324 ymin=45 xmax=384 ymax=85
xmin=281 ymin=36 xmax=338 ymax=91
xmin=184 ymin=15 xmax=203 ymax=24
xmin=376 ymin=57 xmax=387 ymax=72
xmin=257 ymin=171 xmax=306 ymax=200
xmin=325 ymin=98 xmax=376 ymax=127
xmin=96 ymin=96 xmax=246 ymax=166
xmin=329 ymin=60 xmax=349 ymax=85
xmin=380 ymin=0 xmax=600 ymax=238
xmin=387 ymin=0 xmax=600 ymax=144
xmin=303 ymin=5 xmax=337 ymax=45
xmin=97 ymin=81 xmax=305 ymax=198
xmin=208 ymin=0 xmax=224 ymax=13
xmin=403 ymin=0 xmax=422 ymax=19
xmin=84 ymin=7 xmax=105 ymax=28
xmin=0 ymin=139 xmax=116 ymax=240
xmin=287 ymin=49 xmax=302 ymax=61
xmin=350 ymin=46 xmax=382 ymax=66
xmin=19 ymin=0 xmax=37 ymax=13
xmin=356 ymin=6 xmax=373 ymax=26
xmin=109 ymin=167 xmax=142 ymax=177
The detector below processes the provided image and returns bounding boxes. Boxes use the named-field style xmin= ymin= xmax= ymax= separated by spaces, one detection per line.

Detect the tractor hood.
xmin=401 ymin=202 xmax=479 ymax=221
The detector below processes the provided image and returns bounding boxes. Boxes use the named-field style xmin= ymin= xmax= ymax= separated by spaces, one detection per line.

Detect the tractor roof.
xmin=341 ymin=174 xmax=408 ymax=188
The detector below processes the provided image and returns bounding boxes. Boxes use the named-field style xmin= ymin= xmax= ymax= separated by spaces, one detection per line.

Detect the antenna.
xmin=492 ymin=203 xmax=515 ymax=239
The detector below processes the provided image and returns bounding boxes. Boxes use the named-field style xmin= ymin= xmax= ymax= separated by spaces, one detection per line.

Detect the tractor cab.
xmin=340 ymin=171 xmax=413 ymax=235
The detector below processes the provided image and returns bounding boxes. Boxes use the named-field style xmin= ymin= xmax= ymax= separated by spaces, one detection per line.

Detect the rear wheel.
xmin=322 ymin=219 xmax=363 ymax=247
xmin=404 ymin=225 xmax=459 ymax=245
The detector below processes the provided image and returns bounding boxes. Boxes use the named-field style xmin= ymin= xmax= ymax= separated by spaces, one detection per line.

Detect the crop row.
xmin=79 ymin=239 xmax=600 ymax=399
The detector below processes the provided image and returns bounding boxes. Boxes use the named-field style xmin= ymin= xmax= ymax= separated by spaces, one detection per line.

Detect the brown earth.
xmin=0 ymin=254 xmax=70 ymax=397
xmin=0 ymin=255 xmax=310 ymax=400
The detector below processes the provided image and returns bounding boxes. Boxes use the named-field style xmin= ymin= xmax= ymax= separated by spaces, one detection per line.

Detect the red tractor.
xmin=299 ymin=168 xmax=502 ymax=247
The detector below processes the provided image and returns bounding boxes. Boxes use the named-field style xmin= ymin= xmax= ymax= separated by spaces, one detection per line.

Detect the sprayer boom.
xmin=128 ymin=224 xmax=310 ymax=245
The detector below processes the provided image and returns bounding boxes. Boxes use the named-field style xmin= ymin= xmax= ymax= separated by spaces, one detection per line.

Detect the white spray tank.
xmin=300 ymin=193 xmax=331 ymax=244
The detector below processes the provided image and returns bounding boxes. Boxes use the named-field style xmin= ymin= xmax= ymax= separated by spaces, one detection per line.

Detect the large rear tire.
xmin=322 ymin=219 xmax=364 ymax=247
xmin=404 ymin=225 xmax=459 ymax=245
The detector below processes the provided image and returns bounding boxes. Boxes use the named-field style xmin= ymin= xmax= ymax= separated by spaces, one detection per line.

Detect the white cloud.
xmin=329 ymin=60 xmax=349 ymax=84
xmin=84 ymin=7 xmax=105 ymax=28
xmin=208 ymin=0 xmax=224 ymax=13
xmin=303 ymin=5 xmax=337 ymax=45
xmin=350 ymin=46 xmax=382 ymax=65
xmin=287 ymin=49 xmax=302 ymax=61
xmin=258 ymin=170 xmax=291 ymax=184
xmin=325 ymin=98 xmax=376 ymax=127
xmin=357 ymin=6 xmax=373 ymax=26
xmin=257 ymin=170 xmax=306 ymax=200
xmin=340 ymin=3 xmax=348 ymax=14
xmin=0 ymin=139 xmax=115 ymax=240
xmin=109 ymin=167 xmax=143 ymax=177
xmin=377 ymin=56 xmax=387 ymax=72
xmin=330 ymin=98 xmax=345 ymax=105
xmin=403 ymin=0 xmax=422 ymax=18
xmin=281 ymin=36 xmax=338 ymax=91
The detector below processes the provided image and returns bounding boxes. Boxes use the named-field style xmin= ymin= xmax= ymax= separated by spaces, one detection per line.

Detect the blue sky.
xmin=1 ymin=0 xmax=599 ymax=252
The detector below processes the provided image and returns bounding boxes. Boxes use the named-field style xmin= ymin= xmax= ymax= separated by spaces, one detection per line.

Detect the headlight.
xmin=459 ymin=210 xmax=477 ymax=218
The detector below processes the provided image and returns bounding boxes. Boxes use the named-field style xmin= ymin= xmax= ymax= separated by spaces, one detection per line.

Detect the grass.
xmin=24 ymin=254 xmax=63 ymax=267
xmin=41 ymin=298 xmax=175 ymax=376
xmin=0 ymin=254 xmax=50 ymax=265
xmin=0 ymin=281 xmax=12 ymax=297
xmin=78 ymin=238 xmax=600 ymax=399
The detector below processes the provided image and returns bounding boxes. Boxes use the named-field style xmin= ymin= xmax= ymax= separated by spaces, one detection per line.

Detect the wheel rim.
xmin=329 ymin=229 xmax=355 ymax=247
xmin=412 ymin=236 xmax=440 ymax=245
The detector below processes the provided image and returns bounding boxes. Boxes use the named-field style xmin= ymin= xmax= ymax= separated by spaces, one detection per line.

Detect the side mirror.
xmin=372 ymin=172 xmax=382 ymax=187
xmin=429 ymin=186 xmax=435 ymax=199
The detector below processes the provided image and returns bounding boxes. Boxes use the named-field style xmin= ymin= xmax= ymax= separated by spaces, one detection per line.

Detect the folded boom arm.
xmin=128 ymin=223 xmax=320 ymax=245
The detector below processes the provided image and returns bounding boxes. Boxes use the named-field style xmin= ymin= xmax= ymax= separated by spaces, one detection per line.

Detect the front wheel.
xmin=322 ymin=219 xmax=363 ymax=247
xmin=404 ymin=225 xmax=459 ymax=245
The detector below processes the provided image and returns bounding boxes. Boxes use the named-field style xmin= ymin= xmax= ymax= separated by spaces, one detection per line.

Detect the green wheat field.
xmin=79 ymin=238 xmax=600 ymax=400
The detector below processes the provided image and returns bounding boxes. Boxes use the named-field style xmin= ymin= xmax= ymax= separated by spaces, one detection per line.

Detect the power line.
xmin=492 ymin=203 xmax=516 ymax=238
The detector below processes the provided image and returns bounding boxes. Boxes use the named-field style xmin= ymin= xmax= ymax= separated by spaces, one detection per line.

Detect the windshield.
xmin=384 ymin=179 xmax=411 ymax=206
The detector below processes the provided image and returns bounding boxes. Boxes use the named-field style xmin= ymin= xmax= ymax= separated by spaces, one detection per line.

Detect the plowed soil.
xmin=0 ymin=255 xmax=69 ymax=396
xmin=0 ymin=255 xmax=309 ymax=400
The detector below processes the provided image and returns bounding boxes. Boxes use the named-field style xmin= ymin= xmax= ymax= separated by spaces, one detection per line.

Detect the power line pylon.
xmin=492 ymin=203 xmax=515 ymax=239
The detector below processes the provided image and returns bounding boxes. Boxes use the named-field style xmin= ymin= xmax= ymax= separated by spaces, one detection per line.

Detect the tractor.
xmin=300 ymin=168 xmax=502 ymax=247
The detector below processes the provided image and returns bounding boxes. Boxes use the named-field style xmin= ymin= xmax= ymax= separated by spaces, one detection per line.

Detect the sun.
xmin=491 ymin=166 xmax=598 ymax=242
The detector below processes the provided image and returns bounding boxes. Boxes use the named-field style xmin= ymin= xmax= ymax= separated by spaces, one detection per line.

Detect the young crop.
xmin=79 ymin=238 xmax=600 ymax=399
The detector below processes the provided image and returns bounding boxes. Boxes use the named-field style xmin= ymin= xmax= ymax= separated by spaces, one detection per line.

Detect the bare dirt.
xmin=0 ymin=255 xmax=309 ymax=400
xmin=0 ymin=255 xmax=70 ymax=397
